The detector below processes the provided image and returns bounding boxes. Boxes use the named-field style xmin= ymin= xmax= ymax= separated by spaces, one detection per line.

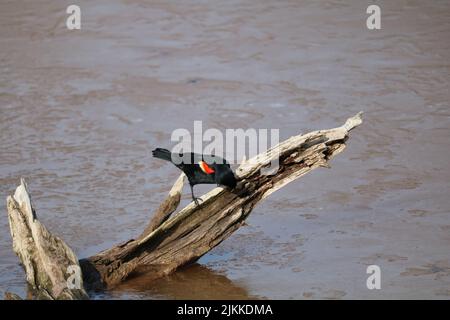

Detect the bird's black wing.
xmin=169 ymin=153 xmax=215 ymax=185
xmin=154 ymin=150 xmax=231 ymax=185
xmin=180 ymin=163 xmax=216 ymax=185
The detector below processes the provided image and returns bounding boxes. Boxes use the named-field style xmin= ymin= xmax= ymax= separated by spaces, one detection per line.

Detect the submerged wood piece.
xmin=4 ymin=292 xmax=23 ymax=300
xmin=81 ymin=112 xmax=363 ymax=288
xmin=6 ymin=179 xmax=88 ymax=300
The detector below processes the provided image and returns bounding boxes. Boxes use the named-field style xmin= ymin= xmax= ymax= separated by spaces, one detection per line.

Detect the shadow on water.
xmin=106 ymin=263 xmax=260 ymax=300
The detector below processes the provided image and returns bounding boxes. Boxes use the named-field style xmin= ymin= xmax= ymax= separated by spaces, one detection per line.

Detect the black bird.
xmin=152 ymin=148 xmax=237 ymax=205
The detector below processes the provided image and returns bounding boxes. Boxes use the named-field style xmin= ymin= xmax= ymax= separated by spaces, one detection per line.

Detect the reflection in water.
xmin=109 ymin=264 xmax=259 ymax=300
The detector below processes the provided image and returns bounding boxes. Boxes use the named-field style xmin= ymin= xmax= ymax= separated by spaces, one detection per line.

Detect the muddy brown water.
xmin=1 ymin=0 xmax=449 ymax=299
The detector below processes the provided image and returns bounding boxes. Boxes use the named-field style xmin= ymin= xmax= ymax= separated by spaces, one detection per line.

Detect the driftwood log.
xmin=6 ymin=179 xmax=88 ymax=299
xmin=5 ymin=112 xmax=363 ymax=299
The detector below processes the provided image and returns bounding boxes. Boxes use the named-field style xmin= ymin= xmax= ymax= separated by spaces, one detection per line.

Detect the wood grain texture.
xmin=6 ymin=179 xmax=88 ymax=299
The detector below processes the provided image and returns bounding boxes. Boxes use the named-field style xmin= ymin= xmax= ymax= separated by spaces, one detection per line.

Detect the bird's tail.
xmin=152 ymin=148 xmax=172 ymax=162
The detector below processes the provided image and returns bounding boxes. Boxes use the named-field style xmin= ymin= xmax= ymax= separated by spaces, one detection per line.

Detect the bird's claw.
xmin=193 ymin=197 xmax=203 ymax=206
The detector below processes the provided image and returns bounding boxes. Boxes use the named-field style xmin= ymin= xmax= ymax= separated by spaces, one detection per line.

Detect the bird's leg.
xmin=190 ymin=184 xmax=203 ymax=206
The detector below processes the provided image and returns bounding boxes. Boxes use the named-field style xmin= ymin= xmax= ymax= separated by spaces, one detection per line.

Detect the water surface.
xmin=1 ymin=0 xmax=449 ymax=299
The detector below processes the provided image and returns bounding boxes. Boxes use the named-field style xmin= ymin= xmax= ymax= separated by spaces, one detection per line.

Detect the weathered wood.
xmin=6 ymin=179 xmax=88 ymax=300
xmin=5 ymin=112 xmax=363 ymax=297
xmin=81 ymin=112 xmax=363 ymax=288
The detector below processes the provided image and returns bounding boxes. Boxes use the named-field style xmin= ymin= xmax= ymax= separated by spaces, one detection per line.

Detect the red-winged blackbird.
xmin=152 ymin=148 xmax=237 ymax=205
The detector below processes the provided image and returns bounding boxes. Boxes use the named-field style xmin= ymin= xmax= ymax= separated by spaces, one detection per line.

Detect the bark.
xmin=5 ymin=112 xmax=363 ymax=298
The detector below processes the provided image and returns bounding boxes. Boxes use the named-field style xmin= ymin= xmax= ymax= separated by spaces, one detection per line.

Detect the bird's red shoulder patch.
xmin=199 ymin=161 xmax=215 ymax=174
